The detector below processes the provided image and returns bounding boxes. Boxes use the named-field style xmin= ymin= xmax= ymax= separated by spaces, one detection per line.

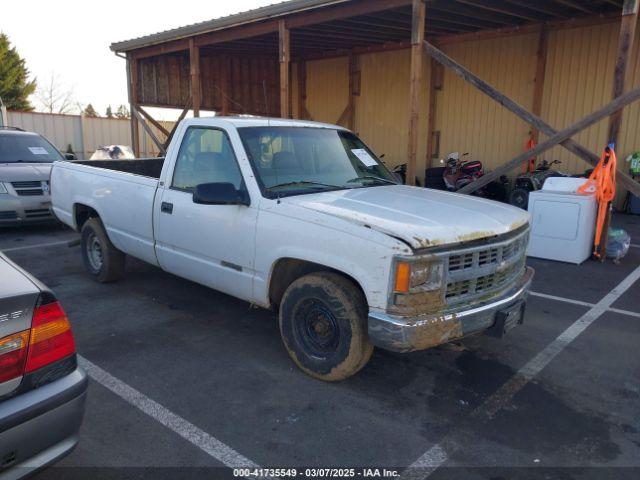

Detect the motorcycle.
xmin=440 ymin=152 xmax=509 ymax=201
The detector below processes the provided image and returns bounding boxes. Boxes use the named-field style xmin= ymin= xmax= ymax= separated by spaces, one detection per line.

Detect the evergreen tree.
xmin=115 ymin=104 xmax=130 ymax=119
xmin=0 ymin=33 xmax=36 ymax=111
xmin=83 ymin=103 xmax=98 ymax=117
xmin=105 ymin=105 xmax=114 ymax=118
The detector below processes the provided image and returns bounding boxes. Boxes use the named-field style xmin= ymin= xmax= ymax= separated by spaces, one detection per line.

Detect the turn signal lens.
xmin=394 ymin=262 xmax=411 ymax=293
xmin=25 ymin=301 xmax=75 ymax=373
xmin=0 ymin=330 xmax=30 ymax=383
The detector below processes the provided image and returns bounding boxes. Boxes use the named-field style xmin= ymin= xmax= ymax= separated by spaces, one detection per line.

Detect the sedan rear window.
xmin=0 ymin=134 xmax=63 ymax=163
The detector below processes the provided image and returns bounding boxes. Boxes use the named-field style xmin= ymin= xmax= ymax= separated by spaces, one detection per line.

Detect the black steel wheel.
xmin=279 ymin=272 xmax=373 ymax=381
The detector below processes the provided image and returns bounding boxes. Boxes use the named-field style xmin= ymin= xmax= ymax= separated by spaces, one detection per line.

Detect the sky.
xmin=2 ymin=0 xmax=285 ymax=119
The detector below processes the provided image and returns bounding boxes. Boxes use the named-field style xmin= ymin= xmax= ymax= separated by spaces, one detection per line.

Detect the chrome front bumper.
xmin=368 ymin=267 xmax=534 ymax=353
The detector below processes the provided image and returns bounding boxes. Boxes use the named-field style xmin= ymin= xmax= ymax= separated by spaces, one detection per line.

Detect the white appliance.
xmin=527 ymin=177 xmax=597 ymax=264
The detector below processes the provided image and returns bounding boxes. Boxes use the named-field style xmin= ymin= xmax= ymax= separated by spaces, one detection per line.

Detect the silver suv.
xmin=0 ymin=128 xmax=73 ymax=225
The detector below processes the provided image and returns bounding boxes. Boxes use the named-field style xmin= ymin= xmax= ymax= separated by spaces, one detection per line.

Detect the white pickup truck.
xmin=51 ymin=117 xmax=533 ymax=381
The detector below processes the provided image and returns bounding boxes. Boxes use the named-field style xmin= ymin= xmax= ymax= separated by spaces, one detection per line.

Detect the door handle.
xmin=161 ymin=202 xmax=173 ymax=214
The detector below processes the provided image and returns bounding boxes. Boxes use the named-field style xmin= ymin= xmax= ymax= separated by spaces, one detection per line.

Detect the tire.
xmin=279 ymin=272 xmax=373 ymax=381
xmin=509 ymin=188 xmax=530 ymax=210
xmin=80 ymin=217 xmax=125 ymax=283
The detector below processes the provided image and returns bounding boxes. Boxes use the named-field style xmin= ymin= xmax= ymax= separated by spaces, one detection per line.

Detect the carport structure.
xmin=110 ymin=0 xmax=640 ymax=199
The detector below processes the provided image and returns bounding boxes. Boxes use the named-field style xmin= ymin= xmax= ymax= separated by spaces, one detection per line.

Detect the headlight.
xmin=0 ymin=183 xmax=8 ymax=194
xmin=393 ymin=258 xmax=444 ymax=293
xmin=390 ymin=256 xmax=446 ymax=314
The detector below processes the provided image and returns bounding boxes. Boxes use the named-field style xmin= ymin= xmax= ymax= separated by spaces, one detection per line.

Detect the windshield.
xmin=238 ymin=127 xmax=396 ymax=198
xmin=0 ymin=133 xmax=64 ymax=163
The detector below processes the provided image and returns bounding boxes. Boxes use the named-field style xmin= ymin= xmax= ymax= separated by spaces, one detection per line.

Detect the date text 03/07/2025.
xmin=233 ymin=468 xmax=400 ymax=478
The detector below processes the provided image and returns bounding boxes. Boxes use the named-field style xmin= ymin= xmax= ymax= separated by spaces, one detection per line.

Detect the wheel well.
xmin=74 ymin=204 xmax=99 ymax=231
xmin=268 ymin=258 xmax=366 ymax=309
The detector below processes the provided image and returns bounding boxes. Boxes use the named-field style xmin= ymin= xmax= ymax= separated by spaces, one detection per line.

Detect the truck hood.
xmin=0 ymin=163 xmax=52 ymax=182
xmin=283 ymin=185 xmax=530 ymax=250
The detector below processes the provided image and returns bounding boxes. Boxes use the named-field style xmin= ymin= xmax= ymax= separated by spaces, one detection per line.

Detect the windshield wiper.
xmin=346 ymin=175 xmax=396 ymax=185
xmin=267 ymin=180 xmax=342 ymax=191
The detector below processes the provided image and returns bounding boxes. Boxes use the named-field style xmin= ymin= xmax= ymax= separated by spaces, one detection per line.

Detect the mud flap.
xmin=486 ymin=300 xmax=526 ymax=338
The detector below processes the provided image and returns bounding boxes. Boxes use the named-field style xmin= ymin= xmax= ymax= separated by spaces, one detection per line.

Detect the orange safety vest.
xmin=577 ymin=145 xmax=617 ymax=259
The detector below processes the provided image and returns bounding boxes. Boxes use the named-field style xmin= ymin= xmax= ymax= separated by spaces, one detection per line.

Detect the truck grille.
xmin=444 ymin=227 xmax=529 ymax=305
xmin=11 ymin=181 xmax=49 ymax=196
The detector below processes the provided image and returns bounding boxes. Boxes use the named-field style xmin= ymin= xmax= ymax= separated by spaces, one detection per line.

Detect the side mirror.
xmin=193 ymin=182 xmax=250 ymax=206
xmin=64 ymin=153 xmax=77 ymax=160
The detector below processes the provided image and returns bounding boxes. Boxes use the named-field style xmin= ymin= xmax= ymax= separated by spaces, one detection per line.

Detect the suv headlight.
xmin=390 ymin=256 xmax=446 ymax=314
xmin=0 ymin=183 xmax=8 ymax=194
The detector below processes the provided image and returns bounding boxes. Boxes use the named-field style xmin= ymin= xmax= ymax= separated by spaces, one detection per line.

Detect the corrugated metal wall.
xmin=542 ymin=23 xmax=640 ymax=174
xmin=7 ymin=111 xmax=173 ymax=159
xmin=357 ymin=49 xmax=430 ymax=175
xmin=303 ymin=18 xmax=639 ymax=192
xmin=437 ymin=34 xmax=538 ymax=173
xmin=304 ymin=49 xmax=430 ymax=175
xmin=306 ymin=57 xmax=350 ymax=127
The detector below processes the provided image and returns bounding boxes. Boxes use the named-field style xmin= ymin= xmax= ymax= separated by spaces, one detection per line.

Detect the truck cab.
xmin=51 ymin=117 xmax=533 ymax=381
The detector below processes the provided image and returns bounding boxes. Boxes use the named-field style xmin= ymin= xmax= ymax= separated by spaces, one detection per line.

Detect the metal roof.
xmin=110 ymin=0 xmax=346 ymax=52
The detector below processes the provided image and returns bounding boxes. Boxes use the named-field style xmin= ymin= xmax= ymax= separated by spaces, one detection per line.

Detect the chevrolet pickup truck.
xmin=51 ymin=117 xmax=534 ymax=381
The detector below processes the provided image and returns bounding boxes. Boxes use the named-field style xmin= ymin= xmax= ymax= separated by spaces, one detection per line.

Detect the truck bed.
xmin=74 ymin=158 xmax=164 ymax=179
xmin=51 ymin=159 xmax=161 ymax=267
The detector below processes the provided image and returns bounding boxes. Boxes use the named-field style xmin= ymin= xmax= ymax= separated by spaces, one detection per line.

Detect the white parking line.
xmin=631 ymin=244 xmax=640 ymax=249
xmin=404 ymin=265 xmax=640 ymax=479
xmin=530 ymin=291 xmax=640 ymax=318
xmin=530 ymin=291 xmax=595 ymax=308
xmin=78 ymin=355 xmax=261 ymax=470
xmin=1 ymin=240 xmax=73 ymax=252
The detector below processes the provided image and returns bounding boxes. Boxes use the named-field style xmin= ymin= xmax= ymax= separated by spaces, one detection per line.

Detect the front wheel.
xmin=509 ymin=188 xmax=530 ymax=210
xmin=80 ymin=218 xmax=125 ymax=283
xmin=279 ymin=272 xmax=373 ymax=381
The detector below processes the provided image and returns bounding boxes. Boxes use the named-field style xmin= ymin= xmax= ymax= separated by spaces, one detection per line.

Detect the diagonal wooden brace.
xmin=132 ymin=106 xmax=167 ymax=157
xmin=457 ymin=87 xmax=640 ymax=194
xmin=423 ymin=41 xmax=640 ymax=198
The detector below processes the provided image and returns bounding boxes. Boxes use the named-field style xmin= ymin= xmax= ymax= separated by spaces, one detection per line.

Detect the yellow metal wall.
xmin=356 ymin=49 xmax=430 ymax=176
xmin=437 ymin=34 xmax=539 ymax=173
xmin=542 ymin=23 xmax=640 ymax=174
xmin=303 ymin=19 xmax=639 ymax=190
xmin=306 ymin=57 xmax=350 ymax=126
xmin=305 ymin=49 xmax=430 ymax=176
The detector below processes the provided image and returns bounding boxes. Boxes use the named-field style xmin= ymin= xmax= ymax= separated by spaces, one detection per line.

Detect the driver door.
xmin=154 ymin=126 xmax=258 ymax=301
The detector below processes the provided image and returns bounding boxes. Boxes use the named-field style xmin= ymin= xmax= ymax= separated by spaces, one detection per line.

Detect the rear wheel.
xmin=279 ymin=272 xmax=373 ymax=381
xmin=80 ymin=218 xmax=125 ymax=283
xmin=509 ymin=188 xmax=530 ymax=210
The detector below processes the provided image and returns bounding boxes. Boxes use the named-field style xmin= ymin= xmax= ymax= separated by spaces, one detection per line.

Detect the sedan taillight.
xmin=25 ymin=300 xmax=75 ymax=373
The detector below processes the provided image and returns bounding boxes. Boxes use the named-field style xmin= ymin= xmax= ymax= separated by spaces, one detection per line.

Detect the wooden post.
xmin=608 ymin=0 xmax=638 ymax=145
xmin=603 ymin=0 xmax=638 ymax=260
xmin=426 ymin=57 xmax=441 ymax=167
xmin=279 ymin=20 xmax=291 ymax=119
xmin=406 ymin=0 xmax=426 ymax=186
xmin=126 ymin=55 xmax=140 ymax=157
xmin=221 ymin=56 xmax=230 ymax=116
xmin=422 ymin=40 xmax=640 ymax=198
xmin=348 ymin=53 xmax=360 ymax=131
xmin=531 ymin=27 xmax=549 ymax=143
xmin=189 ymin=39 xmax=201 ymax=117
xmin=298 ymin=61 xmax=308 ymax=120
